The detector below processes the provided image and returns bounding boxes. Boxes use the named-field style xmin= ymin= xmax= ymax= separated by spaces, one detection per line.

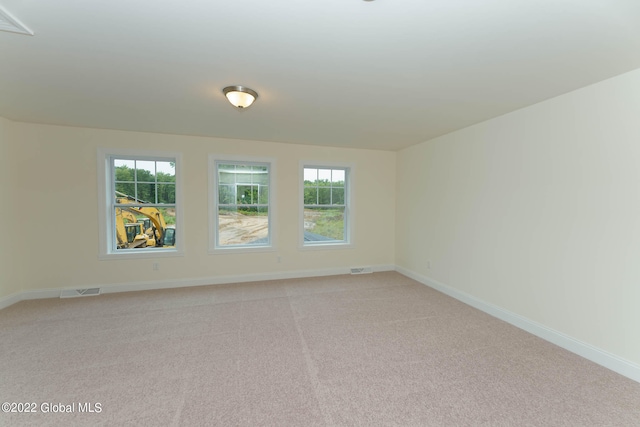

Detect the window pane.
xmin=219 ymin=185 xmax=235 ymax=204
xmin=304 ymin=187 xmax=317 ymax=205
xmin=218 ymin=207 xmax=269 ymax=246
xmin=304 ymin=168 xmax=318 ymax=183
xmin=318 ymin=187 xmax=331 ymax=205
xmin=163 ymin=228 xmax=176 ymax=246
xmin=157 ymin=207 xmax=177 ymax=229
xmin=236 ymin=165 xmax=253 ymax=184
xmin=302 ymin=165 xmax=349 ymax=246
xmin=115 ymin=182 xmax=135 ymax=200
xmin=157 ymin=183 xmax=176 ymax=204
xmin=156 ymin=161 xmax=175 ymax=181
xmin=136 ymin=182 xmax=156 ymax=203
xmin=115 ymin=159 xmax=135 ymax=169
xmin=237 ymin=185 xmax=256 ymax=204
xmin=106 ymin=154 xmax=179 ymax=256
xmin=115 ymin=164 xmax=135 ymax=182
xmin=258 ymin=186 xmax=269 ymax=204
xmin=318 ymin=169 xmax=331 ymax=182
xmin=331 ymin=187 xmax=344 ymax=205
xmin=332 ymin=169 xmax=345 ymax=185
xmin=219 ymin=165 xmax=236 ymax=184
xmin=114 ymin=206 xmax=177 ymax=250
xmin=215 ymin=161 xmax=271 ymax=249
xmin=303 ymin=207 xmax=345 ymax=242
xmin=136 ymin=160 xmax=156 ymax=180
xmin=254 ymin=166 xmax=269 ymax=185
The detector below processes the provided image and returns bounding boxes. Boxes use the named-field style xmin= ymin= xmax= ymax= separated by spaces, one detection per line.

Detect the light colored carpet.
xmin=1 ymin=271 xmax=639 ymax=426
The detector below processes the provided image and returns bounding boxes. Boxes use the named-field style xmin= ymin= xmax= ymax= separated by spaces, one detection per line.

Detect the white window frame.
xmin=299 ymin=162 xmax=353 ymax=250
xmin=97 ymin=148 xmax=184 ymax=260
xmin=209 ymin=155 xmax=276 ymax=253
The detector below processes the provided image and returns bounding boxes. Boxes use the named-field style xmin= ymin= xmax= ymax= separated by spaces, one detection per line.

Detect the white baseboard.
xmin=0 ymin=288 xmax=60 ymax=310
xmin=0 ymin=292 xmax=22 ymax=310
xmin=98 ymin=264 xmax=395 ymax=295
xmin=395 ymin=266 xmax=640 ymax=384
xmin=0 ymin=264 xmax=396 ymax=307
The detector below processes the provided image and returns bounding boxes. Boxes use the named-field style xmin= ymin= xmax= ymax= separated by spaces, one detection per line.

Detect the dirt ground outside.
xmin=218 ymin=210 xmax=333 ymax=244
xmin=218 ymin=212 xmax=269 ymax=245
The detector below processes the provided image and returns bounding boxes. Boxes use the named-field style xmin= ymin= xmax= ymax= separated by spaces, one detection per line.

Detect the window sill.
xmin=298 ymin=242 xmax=353 ymax=251
xmin=99 ymin=249 xmax=185 ymax=261
xmin=209 ymin=246 xmax=276 ymax=255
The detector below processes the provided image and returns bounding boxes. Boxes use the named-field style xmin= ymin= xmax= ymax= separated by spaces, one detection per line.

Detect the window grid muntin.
xmin=303 ymin=166 xmax=349 ymax=244
xmin=113 ymin=158 xmax=176 ymax=205
xmin=304 ymin=167 xmax=346 ymax=207
xmin=110 ymin=156 xmax=177 ymax=252
xmin=215 ymin=160 xmax=271 ymax=248
xmin=218 ymin=163 xmax=269 ymax=208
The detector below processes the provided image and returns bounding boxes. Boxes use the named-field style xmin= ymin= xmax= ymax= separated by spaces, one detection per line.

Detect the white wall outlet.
xmin=153 ymin=262 xmax=159 ymax=271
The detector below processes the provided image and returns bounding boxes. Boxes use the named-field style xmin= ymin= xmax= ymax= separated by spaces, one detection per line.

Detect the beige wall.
xmin=0 ymin=121 xmax=395 ymax=298
xmin=0 ymin=118 xmax=20 ymax=297
xmin=396 ymin=68 xmax=640 ymax=366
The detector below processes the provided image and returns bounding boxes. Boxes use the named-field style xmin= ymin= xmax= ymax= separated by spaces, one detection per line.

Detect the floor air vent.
xmin=60 ymin=288 xmax=101 ymax=298
xmin=350 ymin=267 xmax=373 ymax=275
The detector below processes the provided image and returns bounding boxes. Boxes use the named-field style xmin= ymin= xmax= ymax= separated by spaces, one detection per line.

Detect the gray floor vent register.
xmin=350 ymin=267 xmax=373 ymax=274
xmin=60 ymin=288 xmax=101 ymax=298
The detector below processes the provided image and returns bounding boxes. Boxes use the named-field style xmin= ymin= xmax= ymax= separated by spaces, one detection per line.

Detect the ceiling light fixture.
xmin=222 ymin=85 xmax=259 ymax=109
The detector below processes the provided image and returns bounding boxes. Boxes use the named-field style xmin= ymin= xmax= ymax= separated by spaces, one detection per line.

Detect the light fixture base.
xmin=223 ymin=85 xmax=259 ymax=110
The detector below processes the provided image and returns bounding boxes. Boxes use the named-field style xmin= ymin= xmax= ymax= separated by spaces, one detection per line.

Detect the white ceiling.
xmin=1 ymin=0 xmax=640 ymax=151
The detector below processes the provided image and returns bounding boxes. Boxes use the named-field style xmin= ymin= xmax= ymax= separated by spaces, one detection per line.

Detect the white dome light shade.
xmin=223 ymin=86 xmax=258 ymax=109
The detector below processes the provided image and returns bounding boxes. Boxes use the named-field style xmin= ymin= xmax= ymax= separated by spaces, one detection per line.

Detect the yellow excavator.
xmin=115 ymin=209 xmax=154 ymax=249
xmin=115 ymin=191 xmax=176 ymax=249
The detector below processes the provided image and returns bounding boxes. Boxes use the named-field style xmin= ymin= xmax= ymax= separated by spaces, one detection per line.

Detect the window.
xmin=302 ymin=165 xmax=350 ymax=246
xmin=98 ymin=149 xmax=182 ymax=258
xmin=211 ymin=158 xmax=273 ymax=250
